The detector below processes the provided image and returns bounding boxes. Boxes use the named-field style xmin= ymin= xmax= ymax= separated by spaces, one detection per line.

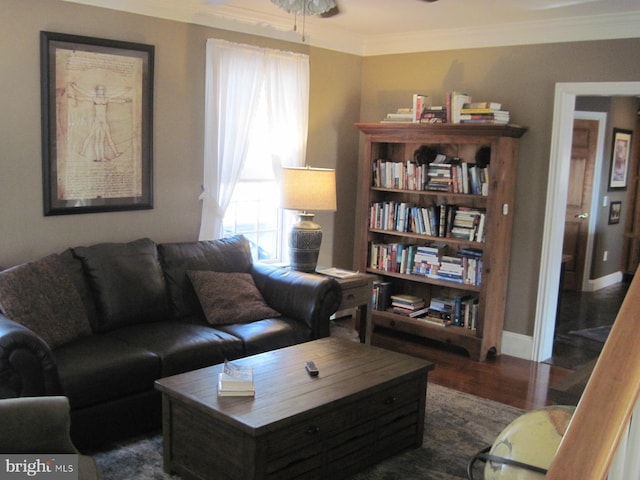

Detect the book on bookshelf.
xmin=447 ymin=91 xmax=471 ymax=124
xmin=462 ymin=101 xmax=502 ymax=110
xmin=390 ymin=293 xmax=421 ymax=305
xmin=420 ymin=316 xmax=453 ymax=327
xmin=391 ymin=306 xmax=429 ymax=318
xmin=420 ymin=106 xmax=447 ymax=124
xmin=412 ymin=94 xmax=431 ymax=122
xmin=372 ymin=280 xmax=392 ymax=311
xmin=427 ymin=305 xmax=453 ymax=321
xmin=382 ymin=112 xmax=414 ymax=123
xmin=459 ymin=108 xmax=509 ymax=115
xmin=459 ymin=106 xmax=510 ymax=125
xmin=391 ymin=300 xmax=425 ymax=310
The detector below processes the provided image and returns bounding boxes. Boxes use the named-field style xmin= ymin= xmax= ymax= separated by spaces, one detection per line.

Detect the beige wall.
xmin=3 ymin=0 xmax=640 ymax=339
xmin=360 ymin=40 xmax=640 ymax=335
xmin=0 ymin=0 xmax=361 ymax=270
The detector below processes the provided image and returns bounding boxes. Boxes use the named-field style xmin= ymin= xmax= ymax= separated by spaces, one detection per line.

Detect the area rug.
xmin=569 ymin=324 xmax=612 ymax=343
xmin=93 ymin=383 xmax=524 ymax=480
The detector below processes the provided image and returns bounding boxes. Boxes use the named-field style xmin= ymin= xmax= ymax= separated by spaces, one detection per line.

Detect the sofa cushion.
xmin=59 ymin=249 xmax=100 ymax=332
xmin=158 ymin=235 xmax=253 ymax=319
xmin=216 ymin=318 xmax=312 ymax=356
xmin=52 ymin=334 xmax=161 ymax=409
xmin=0 ymin=254 xmax=91 ymax=348
xmin=187 ymin=270 xmax=280 ymax=326
xmin=73 ymin=238 xmax=169 ymax=332
xmin=106 ymin=321 xmax=245 ymax=376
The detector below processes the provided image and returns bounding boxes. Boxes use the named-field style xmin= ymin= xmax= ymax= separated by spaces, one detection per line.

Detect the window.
xmin=222 ymin=92 xmax=293 ymax=260
xmin=199 ymin=39 xmax=309 ymax=264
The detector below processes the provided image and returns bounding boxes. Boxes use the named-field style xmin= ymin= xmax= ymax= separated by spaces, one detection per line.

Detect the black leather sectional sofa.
xmin=0 ymin=235 xmax=341 ymax=448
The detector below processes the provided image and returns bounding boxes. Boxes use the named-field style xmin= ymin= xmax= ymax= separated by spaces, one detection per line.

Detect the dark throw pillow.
xmin=0 ymin=254 xmax=91 ymax=348
xmin=187 ymin=270 xmax=280 ymax=325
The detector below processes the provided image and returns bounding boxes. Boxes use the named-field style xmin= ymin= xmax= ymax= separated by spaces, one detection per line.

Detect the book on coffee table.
xmin=218 ymin=361 xmax=255 ymax=397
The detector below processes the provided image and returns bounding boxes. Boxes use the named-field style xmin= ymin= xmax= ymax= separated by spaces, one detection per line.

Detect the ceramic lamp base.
xmin=289 ymin=212 xmax=322 ymax=273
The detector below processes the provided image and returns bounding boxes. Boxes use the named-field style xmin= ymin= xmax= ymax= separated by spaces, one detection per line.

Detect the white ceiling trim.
xmin=362 ymin=11 xmax=640 ymax=56
xmin=63 ymin=0 xmax=640 ymax=56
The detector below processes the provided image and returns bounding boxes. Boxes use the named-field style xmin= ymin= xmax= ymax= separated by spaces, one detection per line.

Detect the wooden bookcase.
xmin=354 ymin=123 xmax=527 ymax=361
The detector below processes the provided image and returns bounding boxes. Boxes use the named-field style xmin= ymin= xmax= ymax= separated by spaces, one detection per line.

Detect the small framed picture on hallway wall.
xmin=608 ymin=128 xmax=633 ymax=191
xmin=40 ymin=31 xmax=154 ymax=215
xmin=609 ymin=201 xmax=622 ymax=225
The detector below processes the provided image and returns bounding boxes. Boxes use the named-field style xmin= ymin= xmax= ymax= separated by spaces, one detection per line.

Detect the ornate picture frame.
xmin=40 ymin=31 xmax=154 ymax=215
xmin=608 ymin=128 xmax=633 ymax=191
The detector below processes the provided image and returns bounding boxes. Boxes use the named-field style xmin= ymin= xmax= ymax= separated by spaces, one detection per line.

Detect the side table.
xmin=319 ymin=271 xmax=376 ymax=344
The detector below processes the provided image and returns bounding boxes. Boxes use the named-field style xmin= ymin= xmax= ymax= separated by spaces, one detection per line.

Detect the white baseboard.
xmin=501 ymin=330 xmax=533 ymax=360
xmin=500 ymin=271 xmax=624 ymax=361
xmin=585 ymin=271 xmax=623 ymax=292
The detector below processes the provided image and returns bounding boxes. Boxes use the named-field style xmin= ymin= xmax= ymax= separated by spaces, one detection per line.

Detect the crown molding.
xmin=63 ymin=0 xmax=640 ymax=56
xmin=362 ymin=11 xmax=640 ymax=55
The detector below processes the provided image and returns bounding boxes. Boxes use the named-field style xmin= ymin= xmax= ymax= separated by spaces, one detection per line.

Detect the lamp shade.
xmin=280 ymin=166 xmax=337 ymax=212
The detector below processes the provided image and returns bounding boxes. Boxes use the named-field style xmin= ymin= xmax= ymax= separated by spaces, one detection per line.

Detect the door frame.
xmin=532 ymin=81 xmax=640 ymax=362
xmin=572 ymin=111 xmax=607 ymax=292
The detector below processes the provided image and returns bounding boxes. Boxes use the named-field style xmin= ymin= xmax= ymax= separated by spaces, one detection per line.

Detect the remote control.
xmin=305 ymin=361 xmax=319 ymax=377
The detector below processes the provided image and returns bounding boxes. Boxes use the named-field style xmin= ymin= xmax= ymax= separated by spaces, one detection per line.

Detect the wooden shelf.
xmin=369 ymin=228 xmax=485 ymax=249
xmin=355 ymin=122 xmax=526 ymax=361
xmin=366 ymin=268 xmax=481 ymax=293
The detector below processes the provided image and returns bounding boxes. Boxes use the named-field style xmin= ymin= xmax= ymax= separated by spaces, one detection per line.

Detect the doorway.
xmin=562 ymin=113 xmax=606 ymax=291
xmin=532 ymin=81 xmax=640 ymax=363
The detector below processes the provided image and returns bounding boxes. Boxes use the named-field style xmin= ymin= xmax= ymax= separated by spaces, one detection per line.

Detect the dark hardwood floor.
xmin=545 ymin=279 xmax=630 ymax=369
xmin=369 ymin=327 xmax=572 ymax=411
xmin=337 ymin=279 xmax=629 ymax=411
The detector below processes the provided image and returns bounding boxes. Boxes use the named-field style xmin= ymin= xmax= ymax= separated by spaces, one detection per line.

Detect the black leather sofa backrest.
xmin=158 ymin=235 xmax=253 ymax=320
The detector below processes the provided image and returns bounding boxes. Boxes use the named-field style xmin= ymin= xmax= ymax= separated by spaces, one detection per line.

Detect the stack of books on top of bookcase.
xmin=381 ymin=94 xmax=432 ymax=123
xmin=459 ymin=101 xmax=510 ymax=125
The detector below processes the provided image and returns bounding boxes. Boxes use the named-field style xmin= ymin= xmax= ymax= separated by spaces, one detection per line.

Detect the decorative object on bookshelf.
xmin=280 ymin=166 xmax=337 ymax=273
xmin=355 ymin=122 xmax=526 ymax=361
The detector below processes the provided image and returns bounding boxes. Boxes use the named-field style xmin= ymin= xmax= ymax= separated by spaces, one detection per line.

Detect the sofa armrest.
xmin=0 ymin=314 xmax=62 ymax=398
xmin=251 ymin=263 xmax=342 ymax=339
xmin=0 ymin=396 xmax=77 ymax=453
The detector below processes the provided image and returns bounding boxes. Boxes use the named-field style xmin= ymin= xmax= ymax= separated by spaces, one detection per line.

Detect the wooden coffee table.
xmin=155 ymin=337 xmax=434 ymax=480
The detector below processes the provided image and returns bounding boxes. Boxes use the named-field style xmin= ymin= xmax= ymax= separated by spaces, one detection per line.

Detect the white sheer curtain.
xmin=198 ymin=39 xmax=309 ymax=240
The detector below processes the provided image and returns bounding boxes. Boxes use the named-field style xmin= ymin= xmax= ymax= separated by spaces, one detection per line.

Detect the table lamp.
xmin=280 ymin=166 xmax=337 ymax=273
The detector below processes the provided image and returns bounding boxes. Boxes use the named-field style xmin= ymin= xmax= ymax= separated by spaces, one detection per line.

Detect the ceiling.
xmin=63 ymin=0 xmax=640 ymax=55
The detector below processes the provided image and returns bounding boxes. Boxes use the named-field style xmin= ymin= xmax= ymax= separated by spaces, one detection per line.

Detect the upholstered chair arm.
xmin=250 ymin=263 xmax=342 ymax=339
xmin=0 ymin=314 xmax=62 ymax=398
xmin=0 ymin=396 xmax=76 ymax=453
